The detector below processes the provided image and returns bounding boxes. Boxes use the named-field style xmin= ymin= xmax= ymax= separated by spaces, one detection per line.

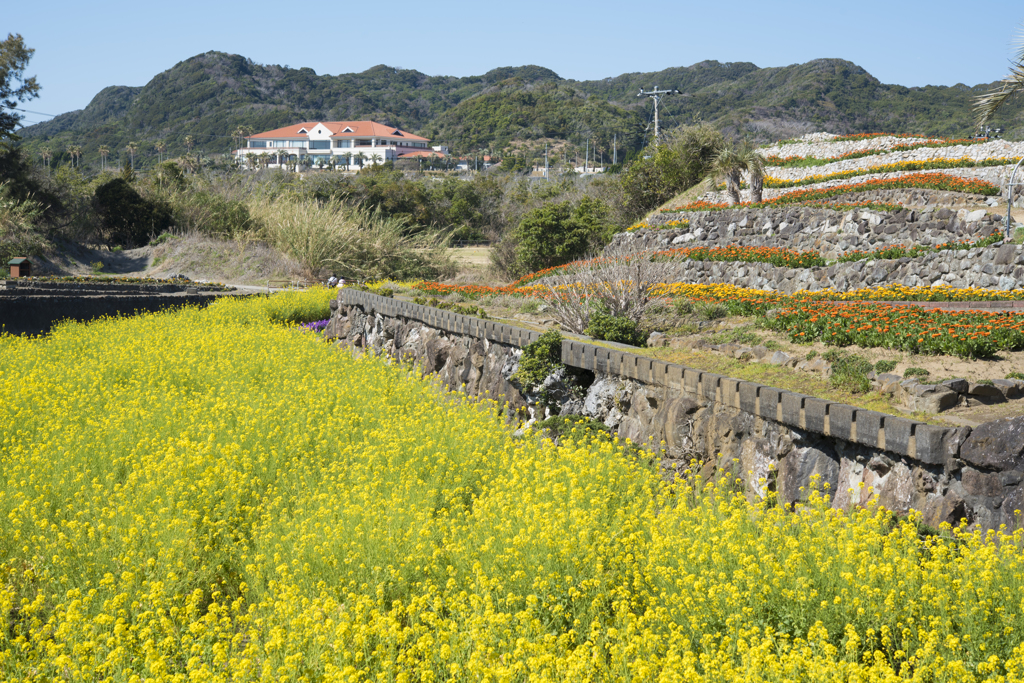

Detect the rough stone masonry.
xmin=329 ymin=289 xmax=1024 ymax=531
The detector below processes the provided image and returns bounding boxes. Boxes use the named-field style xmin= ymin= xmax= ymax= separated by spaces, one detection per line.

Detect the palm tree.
xmin=975 ymin=25 xmax=1024 ymax=126
xmin=259 ymin=152 xmax=270 ymax=169
xmin=66 ymin=144 xmax=81 ymax=168
xmin=355 ymin=151 xmax=367 ymax=169
xmin=245 ymin=152 xmax=257 ymax=170
xmin=181 ymin=153 xmax=199 ymax=175
xmin=370 ymin=152 xmax=383 ymax=166
xmin=41 ymin=147 xmax=52 ymax=174
xmin=125 ymin=142 xmax=138 ymax=170
xmin=183 ymin=135 xmax=195 ymax=155
xmin=709 ymin=143 xmax=766 ymax=205
xmin=98 ymin=145 xmax=109 ymax=170
xmin=155 ymin=141 xmax=166 ymax=163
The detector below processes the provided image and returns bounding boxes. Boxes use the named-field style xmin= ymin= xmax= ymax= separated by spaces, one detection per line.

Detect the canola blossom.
xmin=7 ymin=292 xmax=1024 ymax=680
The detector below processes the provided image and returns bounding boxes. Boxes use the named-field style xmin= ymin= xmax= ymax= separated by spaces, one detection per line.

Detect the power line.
xmin=10 ymin=106 xmax=60 ymax=118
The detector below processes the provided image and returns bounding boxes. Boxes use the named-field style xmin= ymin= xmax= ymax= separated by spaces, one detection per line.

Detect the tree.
xmin=125 ymin=141 xmax=138 ymax=170
xmin=98 ymin=145 xmax=109 ymax=170
xmin=620 ymin=123 xmax=725 ymax=218
xmin=975 ymin=24 xmax=1024 ymax=126
xmin=0 ymin=34 xmax=40 ymax=142
xmin=245 ymin=152 xmax=257 ymax=170
xmin=370 ymin=152 xmax=383 ymax=166
xmin=93 ymin=177 xmax=172 ymax=247
xmin=154 ymin=140 xmax=166 ymax=163
xmin=183 ymin=135 xmax=195 ymax=154
xmin=708 ymin=143 xmax=765 ymax=205
xmin=66 ymin=144 xmax=81 ymax=168
xmin=512 ymin=196 xmax=611 ymax=275
xmin=40 ymin=146 xmax=51 ymax=174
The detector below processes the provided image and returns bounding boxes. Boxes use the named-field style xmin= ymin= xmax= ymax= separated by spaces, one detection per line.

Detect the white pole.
xmin=1006 ymin=157 xmax=1024 ymax=241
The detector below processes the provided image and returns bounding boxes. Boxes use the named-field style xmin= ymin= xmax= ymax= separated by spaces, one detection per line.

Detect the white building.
xmin=234 ymin=120 xmax=443 ymax=170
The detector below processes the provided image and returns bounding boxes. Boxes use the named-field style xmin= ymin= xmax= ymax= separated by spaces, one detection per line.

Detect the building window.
xmin=249 ymin=140 xmax=267 ymax=147
xmin=309 ymin=140 xmax=330 ymax=150
xmin=334 ymin=140 xmax=351 ymax=148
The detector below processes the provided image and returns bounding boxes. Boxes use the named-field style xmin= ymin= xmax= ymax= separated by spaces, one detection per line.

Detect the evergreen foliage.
xmin=17 ymin=53 xmax=1024 ymax=171
xmin=92 ymin=177 xmax=173 ymax=247
xmin=512 ymin=196 xmax=610 ymax=275
xmin=621 ymin=124 xmax=725 ymax=218
xmin=512 ymin=330 xmax=564 ymax=387
xmin=585 ymin=304 xmax=648 ymax=347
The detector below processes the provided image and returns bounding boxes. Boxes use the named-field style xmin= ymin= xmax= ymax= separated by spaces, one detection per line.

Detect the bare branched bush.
xmin=539 ymin=240 xmax=681 ymax=333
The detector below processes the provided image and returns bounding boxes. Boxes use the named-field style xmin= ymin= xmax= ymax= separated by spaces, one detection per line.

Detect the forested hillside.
xmin=17 ymin=51 xmax=1024 ymax=169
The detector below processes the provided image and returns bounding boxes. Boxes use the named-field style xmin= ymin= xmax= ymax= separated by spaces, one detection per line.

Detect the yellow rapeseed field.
xmin=3 ymin=290 xmax=1024 ymax=681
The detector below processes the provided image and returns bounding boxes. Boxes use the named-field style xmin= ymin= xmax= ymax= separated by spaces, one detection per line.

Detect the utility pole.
xmin=544 ymin=143 xmax=549 ymax=179
xmin=613 ymin=133 xmax=617 ymax=165
xmin=638 ymin=86 xmax=680 ymax=146
xmin=585 ymin=138 xmax=589 ymax=174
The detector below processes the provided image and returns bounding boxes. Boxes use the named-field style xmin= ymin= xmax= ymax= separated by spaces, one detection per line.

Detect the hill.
xmin=16 ymin=52 xmax=1024 ymax=169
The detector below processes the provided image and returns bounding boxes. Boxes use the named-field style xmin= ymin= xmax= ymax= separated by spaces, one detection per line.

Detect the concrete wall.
xmin=0 ymin=294 xmax=223 ymax=335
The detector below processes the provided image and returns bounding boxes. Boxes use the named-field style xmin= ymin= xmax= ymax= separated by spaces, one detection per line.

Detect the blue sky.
xmin=9 ymin=0 xmax=1024 ymax=125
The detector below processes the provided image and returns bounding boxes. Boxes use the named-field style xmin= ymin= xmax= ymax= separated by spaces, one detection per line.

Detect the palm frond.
xmin=974 ymin=62 xmax=1024 ymax=126
xmin=975 ymin=23 xmax=1024 ymax=126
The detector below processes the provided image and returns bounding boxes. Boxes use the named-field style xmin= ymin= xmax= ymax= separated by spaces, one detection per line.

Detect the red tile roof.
xmin=398 ymin=149 xmax=447 ymax=158
xmin=249 ymin=121 xmax=428 ymax=142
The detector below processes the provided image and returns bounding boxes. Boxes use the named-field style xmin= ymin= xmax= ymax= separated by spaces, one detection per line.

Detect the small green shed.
xmin=8 ymin=257 xmax=31 ymax=278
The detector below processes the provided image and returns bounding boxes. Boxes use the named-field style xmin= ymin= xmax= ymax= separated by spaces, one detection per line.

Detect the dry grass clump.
xmin=247 ymin=196 xmax=455 ymax=281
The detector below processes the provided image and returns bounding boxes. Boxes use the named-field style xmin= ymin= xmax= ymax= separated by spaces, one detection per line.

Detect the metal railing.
xmin=266 ymin=279 xmax=308 ymax=293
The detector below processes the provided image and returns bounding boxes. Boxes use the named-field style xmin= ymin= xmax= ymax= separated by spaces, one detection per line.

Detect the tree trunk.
xmin=750 ymin=173 xmax=764 ymax=204
xmin=726 ymin=170 xmax=742 ymax=205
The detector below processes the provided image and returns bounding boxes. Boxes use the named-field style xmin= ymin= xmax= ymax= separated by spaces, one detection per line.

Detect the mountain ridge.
xmin=17 ymin=52 xmax=1024 ymax=167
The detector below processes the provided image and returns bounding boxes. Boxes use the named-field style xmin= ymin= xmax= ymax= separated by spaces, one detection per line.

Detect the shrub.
xmin=904 ymin=367 xmax=930 ymax=378
xmin=586 ymin=309 xmax=647 ymax=347
xmin=674 ymin=299 xmax=694 ymax=316
xmin=93 ymin=178 xmax=173 ymax=247
xmin=512 ymin=330 xmax=564 ymax=387
xmin=1008 ymin=371 xmax=1024 ymax=380
xmin=822 ymin=349 xmax=873 ymax=393
xmin=695 ymin=302 xmax=728 ymax=321
xmin=874 ymin=359 xmax=898 ymax=374
xmin=512 ymin=195 xmax=611 ymax=275
xmin=620 ymin=124 xmax=725 ymax=218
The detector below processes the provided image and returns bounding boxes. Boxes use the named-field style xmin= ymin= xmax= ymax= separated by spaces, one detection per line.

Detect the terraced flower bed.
xmin=763 ymin=157 xmax=1023 ymax=188
xmin=655 ymin=283 xmax=1024 ymax=358
xmin=664 ymin=173 xmax=1001 ymax=213
xmin=764 ymin=138 xmax=996 ymax=167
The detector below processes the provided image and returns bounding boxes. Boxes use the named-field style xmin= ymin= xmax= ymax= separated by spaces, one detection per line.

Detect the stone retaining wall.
xmin=617 ymin=243 xmax=1024 ymax=294
xmin=622 ymin=202 xmax=1007 ymax=259
xmin=330 ymin=290 xmax=1024 ymax=530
